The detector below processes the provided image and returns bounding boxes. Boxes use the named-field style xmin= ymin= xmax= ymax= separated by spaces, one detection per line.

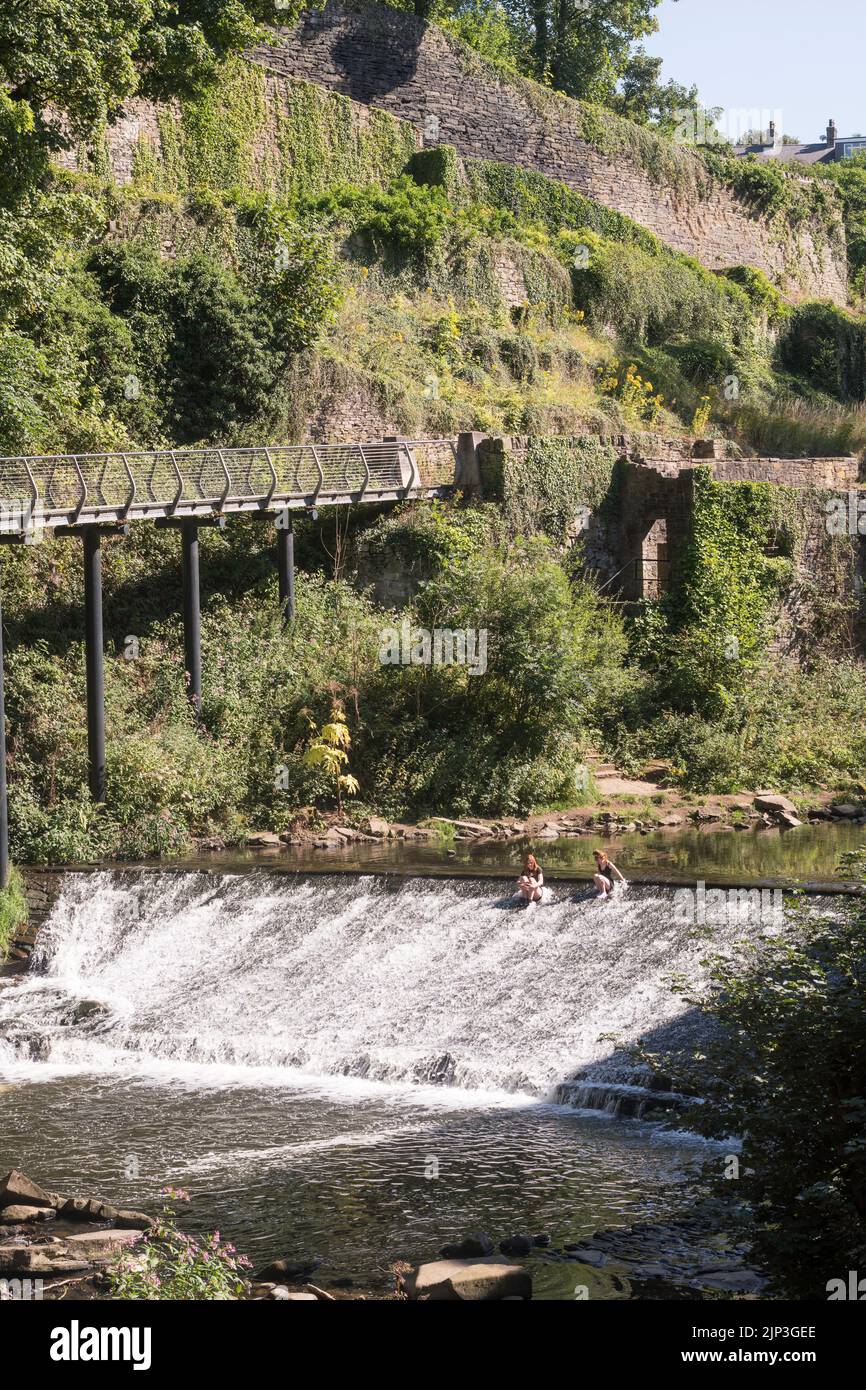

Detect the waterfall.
xmin=0 ymin=870 xmax=763 ymax=1101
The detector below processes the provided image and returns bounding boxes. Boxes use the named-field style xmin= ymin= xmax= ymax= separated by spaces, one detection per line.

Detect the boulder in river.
xmin=246 ymin=831 xmax=283 ymax=848
xmin=402 ymin=1256 xmax=531 ymax=1301
xmin=58 ymin=1197 xmax=118 ymax=1223
xmin=0 ymin=1204 xmax=56 ymax=1224
xmin=114 ymin=1209 xmax=156 ymax=1230
xmin=499 ymin=1234 xmax=533 ymax=1257
xmin=256 ymin=1257 xmax=322 ymax=1283
xmin=0 ymin=1169 xmax=54 ymax=1210
xmin=439 ymin=1231 xmax=494 ymax=1259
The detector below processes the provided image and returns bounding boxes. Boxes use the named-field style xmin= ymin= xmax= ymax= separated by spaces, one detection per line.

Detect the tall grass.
xmin=720 ymin=395 xmax=866 ymax=460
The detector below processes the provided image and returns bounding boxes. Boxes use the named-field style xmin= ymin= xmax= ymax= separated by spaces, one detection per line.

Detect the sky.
xmin=644 ymin=0 xmax=865 ymax=144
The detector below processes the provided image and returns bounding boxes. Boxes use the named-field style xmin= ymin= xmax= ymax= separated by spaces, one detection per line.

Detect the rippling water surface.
xmin=0 ymin=869 xmax=761 ymax=1295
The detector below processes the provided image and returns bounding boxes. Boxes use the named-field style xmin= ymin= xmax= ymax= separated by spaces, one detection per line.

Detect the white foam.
xmin=0 ymin=870 xmax=765 ymax=1099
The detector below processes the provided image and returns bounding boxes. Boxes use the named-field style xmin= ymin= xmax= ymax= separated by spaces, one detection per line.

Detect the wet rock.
xmin=257 ymin=1257 xmax=322 ymax=1283
xmin=114 ymin=1210 xmax=155 ymax=1230
xmin=831 ymin=802 xmax=859 ymax=818
xmin=499 ymin=1235 xmax=532 ymax=1257
xmin=58 ymin=1197 xmax=118 ymax=1223
xmin=754 ymin=792 xmax=798 ymax=817
xmin=566 ymin=1246 xmax=607 ymax=1267
xmin=531 ymin=1234 xmax=550 ymax=1248
xmin=245 ymin=831 xmax=283 ymax=848
xmin=778 ymin=811 xmax=803 ymax=829
xmin=698 ymin=1269 xmax=765 ymax=1293
xmin=0 ymin=1204 xmax=56 ymax=1224
xmin=439 ymin=1232 xmax=494 ymax=1259
xmin=0 ymin=1170 xmax=54 ymax=1210
xmin=403 ymin=1257 xmax=531 ymax=1301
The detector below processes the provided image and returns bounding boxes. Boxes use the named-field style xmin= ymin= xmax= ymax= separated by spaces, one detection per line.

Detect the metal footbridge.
xmin=0 ymin=439 xmax=457 ymax=533
xmin=0 ymin=438 xmax=460 ymax=883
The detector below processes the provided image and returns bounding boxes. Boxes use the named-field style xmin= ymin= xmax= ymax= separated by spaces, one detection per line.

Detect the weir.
xmin=0 ymin=869 xmax=773 ymax=1096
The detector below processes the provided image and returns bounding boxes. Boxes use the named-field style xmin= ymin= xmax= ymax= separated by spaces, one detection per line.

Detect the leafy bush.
xmin=649 ymin=873 xmax=866 ymax=1297
xmin=0 ymin=868 xmax=27 ymax=959
xmin=778 ymin=301 xmax=866 ymax=403
xmin=109 ymin=1189 xmax=251 ymax=1300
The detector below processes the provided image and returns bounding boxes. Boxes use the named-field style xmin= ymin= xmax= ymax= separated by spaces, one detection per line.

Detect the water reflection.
xmin=152 ymin=821 xmax=865 ymax=890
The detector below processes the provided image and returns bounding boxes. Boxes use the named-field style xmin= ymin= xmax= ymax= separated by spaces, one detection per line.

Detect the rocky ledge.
xmin=0 ymin=1170 xmax=155 ymax=1297
xmin=231 ymin=789 xmax=866 ymax=858
xmin=0 ymin=1170 xmax=766 ymax=1303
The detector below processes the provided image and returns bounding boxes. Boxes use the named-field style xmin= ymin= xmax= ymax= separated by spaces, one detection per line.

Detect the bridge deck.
xmin=0 ymin=440 xmax=456 ymax=534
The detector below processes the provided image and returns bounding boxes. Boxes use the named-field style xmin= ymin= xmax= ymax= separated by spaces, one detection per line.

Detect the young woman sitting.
xmin=517 ymin=853 xmax=544 ymax=904
xmin=593 ymin=849 xmax=626 ymax=899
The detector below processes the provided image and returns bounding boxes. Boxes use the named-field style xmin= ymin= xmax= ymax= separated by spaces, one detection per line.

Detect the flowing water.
xmin=0 ymin=869 xmax=817 ymax=1296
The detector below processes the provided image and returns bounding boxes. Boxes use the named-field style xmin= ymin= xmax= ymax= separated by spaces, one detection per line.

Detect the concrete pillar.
xmin=455 ymin=431 xmax=484 ymax=493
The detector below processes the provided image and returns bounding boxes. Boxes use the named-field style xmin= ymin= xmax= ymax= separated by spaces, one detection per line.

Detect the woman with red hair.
xmin=517 ymin=852 xmax=544 ymax=904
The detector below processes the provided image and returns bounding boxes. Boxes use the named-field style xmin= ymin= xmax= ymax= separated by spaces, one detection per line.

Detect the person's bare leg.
xmin=593 ymin=873 xmax=610 ymax=898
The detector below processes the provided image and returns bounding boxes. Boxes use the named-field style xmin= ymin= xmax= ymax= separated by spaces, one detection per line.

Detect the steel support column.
xmin=83 ymin=529 xmax=106 ymax=803
xmin=181 ymin=520 xmax=202 ymax=715
xmin=277 ymin=513 xmax=295 ymax=624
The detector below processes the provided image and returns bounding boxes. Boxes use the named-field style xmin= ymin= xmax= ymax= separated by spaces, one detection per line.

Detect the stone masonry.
xmin=251 ymin=3 xmax=847 ymax=304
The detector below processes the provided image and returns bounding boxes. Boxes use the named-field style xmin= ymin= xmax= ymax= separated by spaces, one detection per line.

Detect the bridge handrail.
xmin=0 ymin=440 xmax=457 ymax=532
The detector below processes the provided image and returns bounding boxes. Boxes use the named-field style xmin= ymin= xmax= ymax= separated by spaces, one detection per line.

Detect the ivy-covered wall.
xmin=58 ymin=60 xmax=419 ymax=197
xmin=474 ymin=436 xmax=863 ymax=611
xmin=255 ymin=2 xmax=848 ymax=303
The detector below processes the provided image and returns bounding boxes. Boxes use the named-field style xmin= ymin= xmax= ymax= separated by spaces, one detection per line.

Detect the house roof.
xmin=733 ymin=136 xmax=866 ymax=165
xmin=732 ymin=141 xmax=837 ymax=164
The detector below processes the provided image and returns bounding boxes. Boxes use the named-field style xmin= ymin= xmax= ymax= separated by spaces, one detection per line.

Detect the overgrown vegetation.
xmin=647 ymin=861 xmax=866 ymax=1299
xmin=1 ymin=11 xmax=865 ymax=860
xmin=0 ymin=868 xmax=27 ymax=958
xmin=109 ymin=1189 xmax=252 ymax=1300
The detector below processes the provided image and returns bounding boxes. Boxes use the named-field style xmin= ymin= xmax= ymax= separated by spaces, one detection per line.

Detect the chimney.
xmin=827 ymin=118 xmax=838 ymax=147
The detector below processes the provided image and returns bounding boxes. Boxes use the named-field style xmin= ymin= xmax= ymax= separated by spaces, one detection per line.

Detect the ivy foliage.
xmin=631 ymin=469 xmax=794 ymax=715
xmin=778 ymin=302 xmax=866 ymax=403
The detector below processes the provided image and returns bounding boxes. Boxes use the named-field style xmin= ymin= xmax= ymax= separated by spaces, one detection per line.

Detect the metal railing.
xmin=0 ymin=439 xmax=457 ymax=534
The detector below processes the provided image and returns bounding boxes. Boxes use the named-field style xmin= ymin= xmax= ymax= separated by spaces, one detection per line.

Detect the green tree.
xmin=503 ymin=0 xmax=661 ymax=103
xmin=303 ymin=700 xmax=360 ymax=814
xmin=612 ymin=47 xmax=722 ymax=137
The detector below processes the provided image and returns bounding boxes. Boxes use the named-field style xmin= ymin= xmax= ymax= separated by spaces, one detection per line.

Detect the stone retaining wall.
xmin=252 ymin=3 xmax=847 ymax=303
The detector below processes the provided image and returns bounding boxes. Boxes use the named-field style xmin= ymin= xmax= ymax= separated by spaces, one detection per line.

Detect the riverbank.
xmin=234 ymin=787 xmax=866 ymax=855
xmin=0 ymin=1169 xmax=763 ymax=1302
